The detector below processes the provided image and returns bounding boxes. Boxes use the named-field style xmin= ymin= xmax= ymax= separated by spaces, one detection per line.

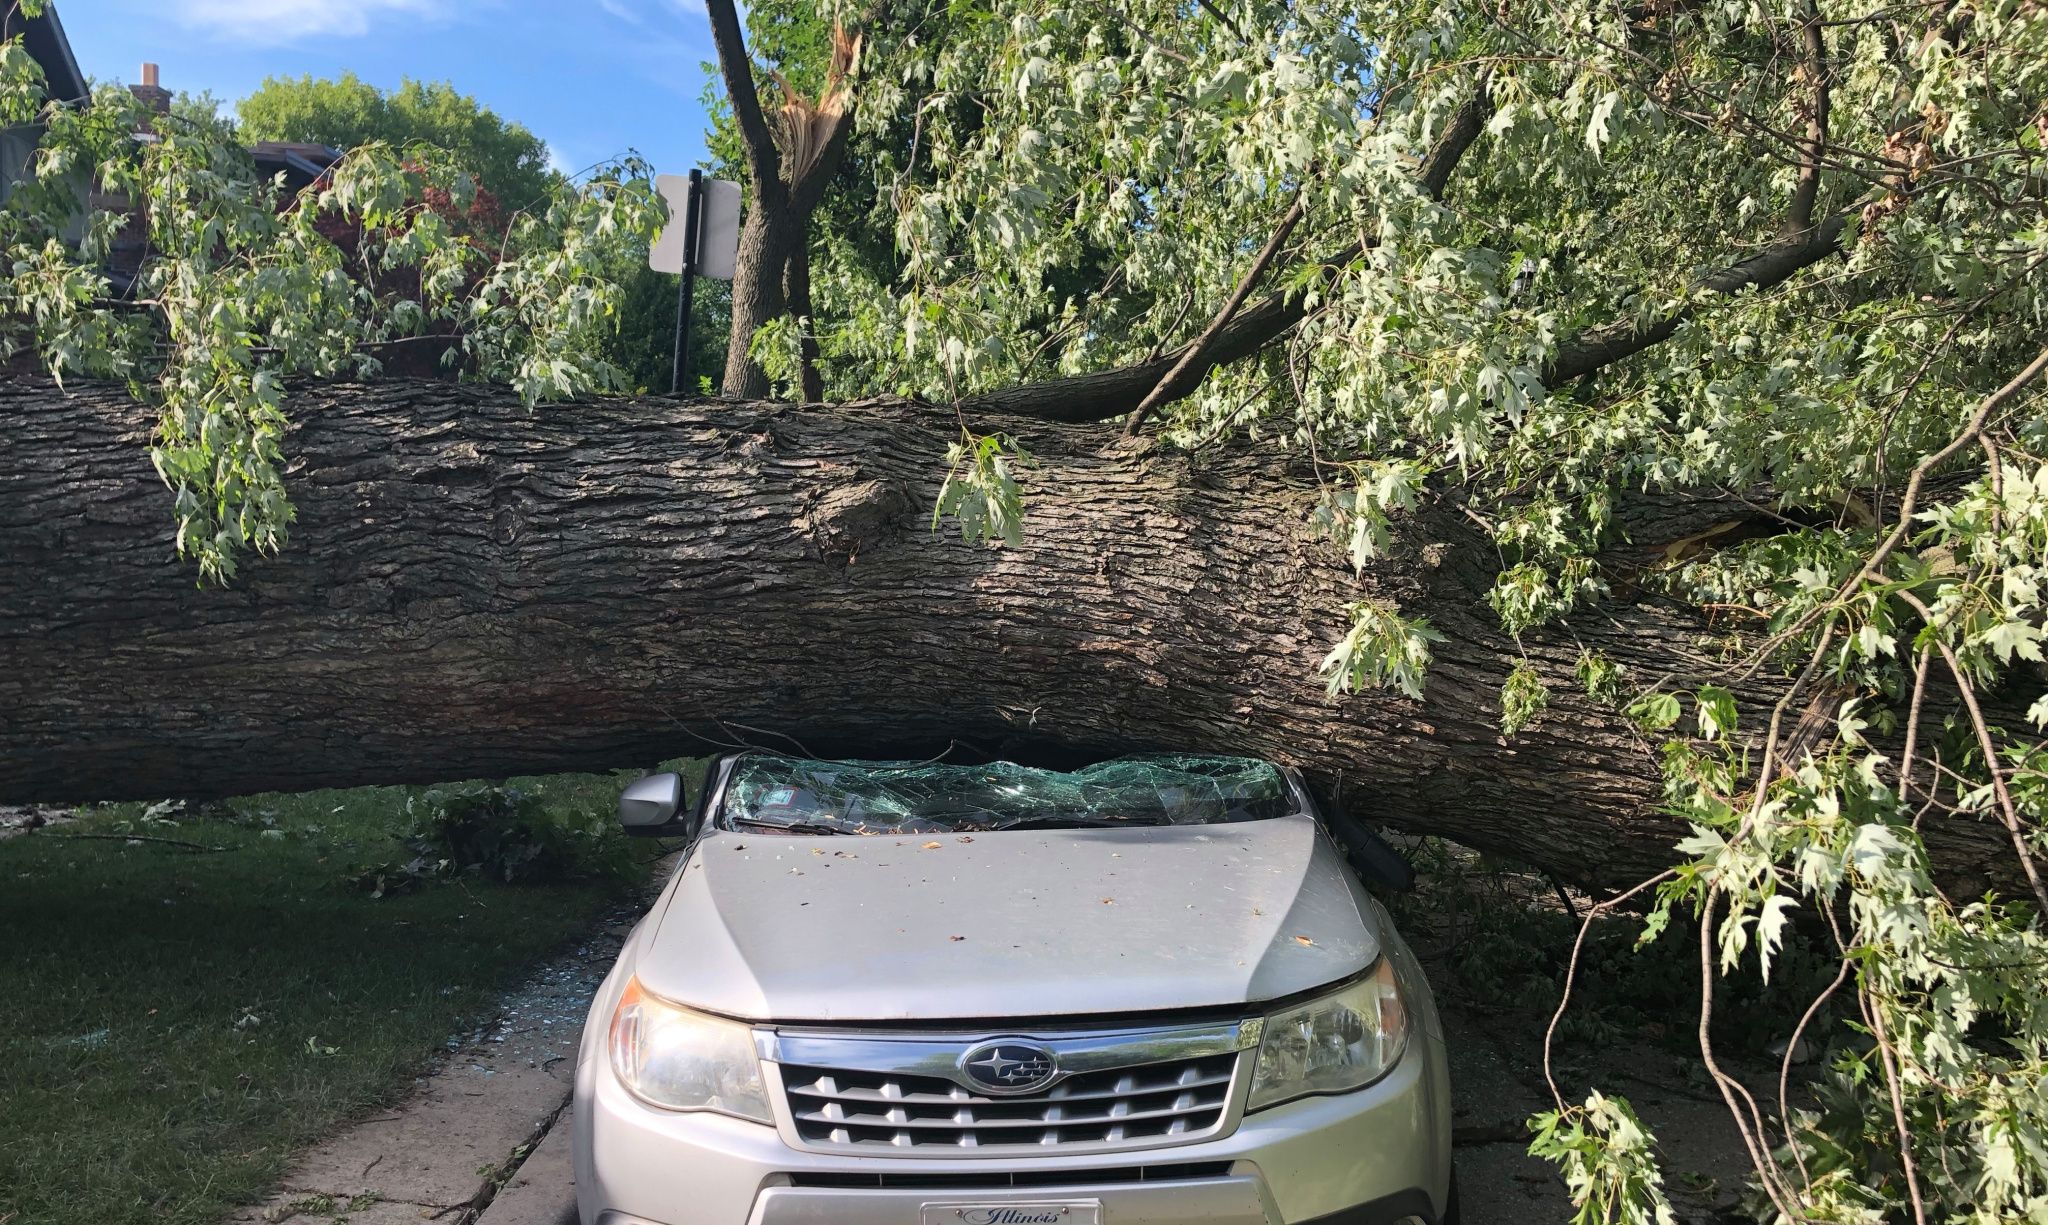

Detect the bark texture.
xmin=784 ymin=243 xmax=825 ymax=402
xmin=724 ymin=206 xmax=800 ymax=399
xmin=0 ymin=377 xmax=2022 ymax=897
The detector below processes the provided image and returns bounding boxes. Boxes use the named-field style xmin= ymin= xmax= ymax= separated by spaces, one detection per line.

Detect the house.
xmin=119 ymin=60 xmax=344 ymax=192
xmin=0 ymin=2 xmax=88 ymax=202
xmin=89 ymin=64 xmax=342 ymax=289
xmin=0 ymin=3 xmax=345 ymax=196
xmin=249 ymin=141 xmax=344 ymax=192
xmin=2 ymin=3 xmax=87 ymax=105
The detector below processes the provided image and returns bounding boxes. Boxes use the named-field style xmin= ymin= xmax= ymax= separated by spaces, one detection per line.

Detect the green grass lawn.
xmin=0 ymin=772 xmax=657 ymax=1225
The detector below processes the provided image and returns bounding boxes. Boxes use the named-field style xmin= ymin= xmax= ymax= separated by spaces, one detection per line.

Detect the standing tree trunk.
xmin=784 ymin=242 xmax=824 ymax=402
xmin=706 ymin=0 xmax=861 ymax=399
xmin=0 ymin=376 xmax=2026 ymax=900
xmin=723 ymin=204 xmax=799 ymax=399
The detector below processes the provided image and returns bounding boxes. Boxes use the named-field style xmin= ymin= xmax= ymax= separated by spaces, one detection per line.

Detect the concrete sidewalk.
xmin=473 ymin=1111 xmax=577 ymax=1225
xmin=228 ymin=927 xmax=620 ymax=1225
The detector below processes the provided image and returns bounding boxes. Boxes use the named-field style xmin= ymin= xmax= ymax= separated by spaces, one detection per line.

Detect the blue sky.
xmin=55 ymin=0 xmax=719 ymax=181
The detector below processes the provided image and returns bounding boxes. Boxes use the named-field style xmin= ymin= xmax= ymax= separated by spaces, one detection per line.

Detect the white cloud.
xmin=165 ymin=0 xmax=453 ymax=43
xmin=545 ymin=142 xmax=576 ymax=178
xmin=591 ymin=0 xmax=702 ymax=22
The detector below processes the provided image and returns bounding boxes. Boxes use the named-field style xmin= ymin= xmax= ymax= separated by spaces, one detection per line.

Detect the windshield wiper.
xmin=731 ymin=818 xmax=849 ymax=836
xmin=968 ymin=814 xmax=1176 ymax=831
xmin=731 ymin=813 xmax=1179 ymax=835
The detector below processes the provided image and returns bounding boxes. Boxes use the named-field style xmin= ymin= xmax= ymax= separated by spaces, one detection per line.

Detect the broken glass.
xmin=718 ymin=753 xmax=1298 ymax=835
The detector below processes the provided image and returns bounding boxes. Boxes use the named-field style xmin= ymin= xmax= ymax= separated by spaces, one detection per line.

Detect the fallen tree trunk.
xmin=0 ymin=377 xmax=2021 ymax=895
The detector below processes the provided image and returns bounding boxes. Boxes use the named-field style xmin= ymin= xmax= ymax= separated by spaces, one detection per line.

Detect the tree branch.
xmin=788 ymin=112 xmax=856 ymax=217
xmin=1898 ymin=587 xmax=2048 ymax=917
xmin=1863 ymin=343 xmax=2048 ymax=574
xmin=1195 ymin=0 xmax=1248 ymax=44
xmin=779 ymin=25 xmax=864 ymax=215
xmin=1783 ymin=2 xmax=1831 ymax=238
xmin=1123 ymin=194 xmax=1305 ymax=435
xmin=48 ymin=832 xmax=228 ymax=852
xmin=981 ymin=66 xmax=1839 ymax=426
xmin=975 ymin=86 xmax=1497 ymax=425
xmin=1417 ymin=80 xmax=1494 ymax=202
xmin=1541 ymin=212 xmax=1848 ymax=387
xmin=705 ymin=0 xmax=784 ymax=200
xmin=963 ymin=297 xmax=1298 ymax=422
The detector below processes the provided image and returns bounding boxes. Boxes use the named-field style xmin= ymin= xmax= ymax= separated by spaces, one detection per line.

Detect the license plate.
xmin=919 ymin=1202 xmax=1102 ymax=1225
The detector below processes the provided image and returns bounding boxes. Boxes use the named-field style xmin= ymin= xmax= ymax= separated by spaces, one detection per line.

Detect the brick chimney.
xmin=129 ymin=62 xmax=171 ymax=114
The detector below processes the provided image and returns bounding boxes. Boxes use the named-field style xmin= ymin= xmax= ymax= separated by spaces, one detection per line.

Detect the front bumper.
xmin=574 ymin=1031 xmax=1452 ymax=1225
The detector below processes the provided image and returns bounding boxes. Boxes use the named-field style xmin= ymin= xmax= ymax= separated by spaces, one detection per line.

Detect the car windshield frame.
xmin=712 ymin=753 xmax=1304 ymax=836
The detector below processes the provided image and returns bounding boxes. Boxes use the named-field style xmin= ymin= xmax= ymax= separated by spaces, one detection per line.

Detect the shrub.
xmin=354 ymin=782 xmax=631 ymax=895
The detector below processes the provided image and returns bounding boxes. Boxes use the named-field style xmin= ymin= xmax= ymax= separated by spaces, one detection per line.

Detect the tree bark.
xmin=784 ymin=242 xmax=824 ymax=403
xmin=724 ymin=204 xmax=799 ymax=400
xmin=0 ymin=377 xmax=2023 ymax=898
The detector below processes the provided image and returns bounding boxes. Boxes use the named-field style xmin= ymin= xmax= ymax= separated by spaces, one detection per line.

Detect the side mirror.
xmin=619 ymin=772 xmax=689 ymax=837
xmin=1321 ymin=798 xmax=1416 ymax=892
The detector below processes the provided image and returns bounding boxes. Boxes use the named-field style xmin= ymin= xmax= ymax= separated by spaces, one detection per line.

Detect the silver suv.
xmin=573 ymin=753 xmax=1455 ymax=1225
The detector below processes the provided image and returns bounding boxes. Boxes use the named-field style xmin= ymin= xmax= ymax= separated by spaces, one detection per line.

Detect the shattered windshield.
xmin=718 ymin=754 xmax=1297 ymax=835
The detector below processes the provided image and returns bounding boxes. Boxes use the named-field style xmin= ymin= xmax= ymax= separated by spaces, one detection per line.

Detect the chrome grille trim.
xmin=756 ymin=1020 xmax=1255 ymax=1158
xmin=784 ymin=1160 xmax=1238 ymax=1189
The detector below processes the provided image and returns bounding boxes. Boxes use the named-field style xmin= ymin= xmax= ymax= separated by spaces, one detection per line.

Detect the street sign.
xmin=650 ymin=171 xmax=744 ymax=395
xmin=650 ymin=173 xmax=741 ymax=279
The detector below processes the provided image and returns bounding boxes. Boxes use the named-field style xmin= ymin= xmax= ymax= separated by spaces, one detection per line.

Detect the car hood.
xmin=633 ymin=814 xmax=1381 ymax=1023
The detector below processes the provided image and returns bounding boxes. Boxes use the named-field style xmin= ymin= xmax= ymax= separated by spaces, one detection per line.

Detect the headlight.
xmin=608 ymin=977 xmax=772 ymax=1123
xmin=1247 ymin=958 xmax=1408 ymax=1111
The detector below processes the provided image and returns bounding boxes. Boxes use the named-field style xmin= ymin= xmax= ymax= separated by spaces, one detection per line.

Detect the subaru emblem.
xmin=958 ymin=1040 xmax=1058 ymax=1094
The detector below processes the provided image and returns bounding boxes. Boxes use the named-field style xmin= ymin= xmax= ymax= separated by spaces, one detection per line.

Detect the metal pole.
xmin=671 ymin=167 xmax=704 ymax=395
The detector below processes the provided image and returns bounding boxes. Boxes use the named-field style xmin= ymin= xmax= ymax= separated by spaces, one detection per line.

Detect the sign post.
xmin=671 ymin=169 xmax=703 ymax=394
xmin=651 ymin=173 xmax=743 ymax=396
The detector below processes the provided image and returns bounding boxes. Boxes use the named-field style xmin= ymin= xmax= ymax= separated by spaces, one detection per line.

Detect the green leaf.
xmin=1584 ymin=91 xmax=1619 ymax=156
xmin=1978 ymin=619 xmax=2045 ymax=664
xmin=1694 ymin=686 xmax=1737 ymax=741
xmin=1320 ymin=603 xmax=1445 ymax=700
xmin=1756 ymin=894 xmax=1796 ymax=982
xmin=1501 ymin=660 xmax=1549 ymax=737
xmin=932 ymin=429 xmax=1031 ymax=548
xmin=1630 ymin=692 xmax=1682 ymax=731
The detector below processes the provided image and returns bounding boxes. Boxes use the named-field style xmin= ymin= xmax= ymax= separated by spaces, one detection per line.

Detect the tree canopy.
xmin=0 ymin=0 xmax=2046 ymax=1220
xmin=236 ymin=71 xmax=557 ymax=208
xmin=818 ymin=7 xmax=2041 ymax=1219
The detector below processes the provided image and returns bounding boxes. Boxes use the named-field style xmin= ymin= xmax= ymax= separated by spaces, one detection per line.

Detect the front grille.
xmin=787 ymin=1161 xmax=1236 ymax=1189
xmin=779 ymin=1050 xmax=1240 ymax=1153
